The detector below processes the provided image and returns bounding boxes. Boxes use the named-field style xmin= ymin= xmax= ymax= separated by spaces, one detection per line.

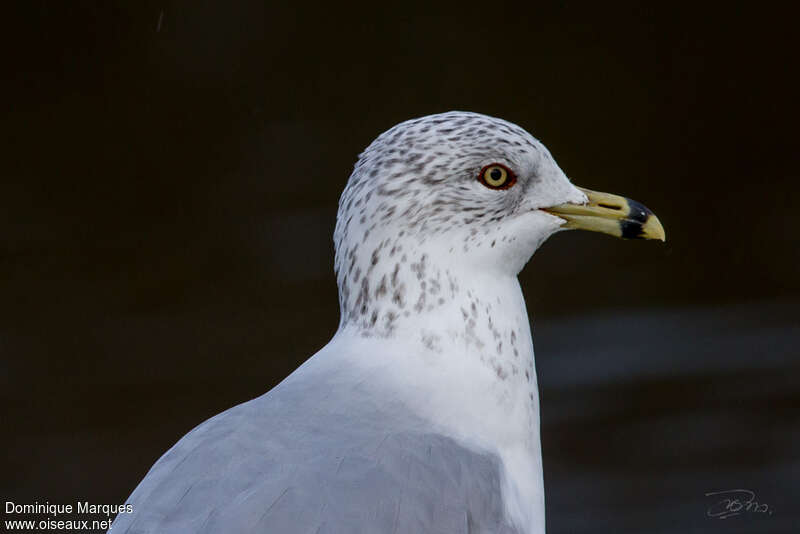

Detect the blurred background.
xmin=3 ymin=2 xmax=798 ymax=533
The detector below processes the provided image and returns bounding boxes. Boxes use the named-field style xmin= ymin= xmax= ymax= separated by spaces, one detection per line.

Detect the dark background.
xmin=3 ymin=2 xmax=798 ymax=533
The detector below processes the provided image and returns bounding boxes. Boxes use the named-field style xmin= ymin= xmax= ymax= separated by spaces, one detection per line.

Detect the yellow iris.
xmin=481 ymin=164 xmax=513 ymax=189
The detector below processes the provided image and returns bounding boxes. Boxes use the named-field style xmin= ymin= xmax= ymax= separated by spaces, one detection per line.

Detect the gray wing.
xmin=110 ymin=369 xmax=520 ymax=534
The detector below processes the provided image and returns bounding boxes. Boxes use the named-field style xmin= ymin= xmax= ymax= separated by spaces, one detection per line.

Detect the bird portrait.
xmin=110 ymin=112 xmax=664 ymax=534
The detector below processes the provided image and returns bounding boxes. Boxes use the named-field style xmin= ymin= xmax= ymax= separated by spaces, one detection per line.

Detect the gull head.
xmin=333 ymin=111 xmax=664 ymax=332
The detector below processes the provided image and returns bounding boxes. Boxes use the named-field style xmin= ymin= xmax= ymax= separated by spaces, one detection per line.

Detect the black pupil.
xmin=489 ymin=168 xmax=504 ymax=181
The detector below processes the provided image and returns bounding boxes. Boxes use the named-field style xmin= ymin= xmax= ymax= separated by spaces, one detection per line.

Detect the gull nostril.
xmin=598 ymin=203 xmax=622 ymax=210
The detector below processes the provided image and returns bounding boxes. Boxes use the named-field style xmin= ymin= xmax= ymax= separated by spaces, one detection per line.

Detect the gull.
xmin=110 ymin=111 xmax=664 ymax=534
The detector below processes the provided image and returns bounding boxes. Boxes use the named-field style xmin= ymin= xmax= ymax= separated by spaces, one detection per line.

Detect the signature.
xmin=705 ymin=489 xmax=773 ymax=519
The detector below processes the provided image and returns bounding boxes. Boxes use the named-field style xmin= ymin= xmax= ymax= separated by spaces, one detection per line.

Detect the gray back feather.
xmin=111 ymin=367 xmax=520 ymax=534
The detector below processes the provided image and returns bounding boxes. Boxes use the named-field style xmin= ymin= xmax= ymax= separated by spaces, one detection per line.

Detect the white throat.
xmin=332 ymin=236 xmax=545 ymax=532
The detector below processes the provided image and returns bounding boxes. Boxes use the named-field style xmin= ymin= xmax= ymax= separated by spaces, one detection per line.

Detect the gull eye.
xmin=479 ymin=163 xmax=516 ymax=190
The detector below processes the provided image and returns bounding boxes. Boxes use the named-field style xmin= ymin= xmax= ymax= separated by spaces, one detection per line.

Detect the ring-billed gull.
xmin=110 ymin=111 xmax=664 ymax=534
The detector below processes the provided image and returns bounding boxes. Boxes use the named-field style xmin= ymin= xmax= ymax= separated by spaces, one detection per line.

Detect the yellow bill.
xmin=544 ymin=187 xmax=666 ymax=241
